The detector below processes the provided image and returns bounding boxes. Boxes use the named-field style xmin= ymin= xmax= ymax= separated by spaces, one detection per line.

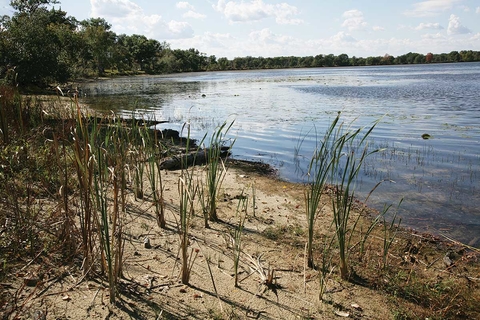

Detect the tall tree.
xmin=79 ymin=18 xmax=116 ymax=75
xmin=4 ymin=1 xmax=76 ymax=85
xmin=10 ymin=0 xmax=59 ymax=14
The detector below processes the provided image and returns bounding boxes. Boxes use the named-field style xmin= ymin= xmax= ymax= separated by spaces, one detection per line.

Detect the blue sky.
xmin=1 ymin=0 xmax=479 ymax=58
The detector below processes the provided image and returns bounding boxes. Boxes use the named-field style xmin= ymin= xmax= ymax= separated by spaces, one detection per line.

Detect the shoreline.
xmin=1 ymin=96 xmax=478 ymax=319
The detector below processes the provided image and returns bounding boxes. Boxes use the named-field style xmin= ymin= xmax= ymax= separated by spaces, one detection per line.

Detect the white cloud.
xmin=183 ymin=10 xmax=206 ymax=19
xmin=447 ymin=14 xmax=471 ymax=35
xmin=476 ymin=7 xmax=480 ymax=14
xmin=90 ymin=0 xmax=193 ymax=39
xmin=212 ymin=0 xmax=303 ymax=25
xmin=414 ymin=22 xmax=443 ymax=30
xmin=176 ymin=2 xmax=194 ymax=10
xmin=177 ymin=1 xmax=206 ymax=19
xmin=341 ymin=9 xmax=368 ymax=31
xmin=458 ymin=5 xmax=470 ymax=12
xmin=331 ymin=31 xmax=356 ymax=43
xmin=170 ymin=32 xmax=234 ymax=54
xmin=421 ymin=32 xmax=445 ymax=39
xmin=372 ymin=26 xmax=385 ymax=31
xmin=404 ymin=0 xmax=461 ymax=17
xmin=91 ymin=0 xmax=143 ymax=18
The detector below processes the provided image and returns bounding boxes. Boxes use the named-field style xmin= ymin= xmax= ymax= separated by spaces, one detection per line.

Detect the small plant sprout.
xmin=232 ymin=189 xmax=248 ymax=287
xmin=318 ymin=235 xmax=335 ymax=301
xmin=382 ymin=205 xmax=402 ymax=269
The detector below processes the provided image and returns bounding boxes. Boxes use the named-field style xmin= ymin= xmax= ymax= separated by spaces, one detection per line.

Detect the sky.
xmin=1 ymin=0 xmax=479 ymax=59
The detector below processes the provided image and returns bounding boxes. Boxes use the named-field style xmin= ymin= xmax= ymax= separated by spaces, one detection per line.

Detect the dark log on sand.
xmin=159 ymin=147 xmax=231 ymax=170
xmin=87 ymin=116 xmax=167 ymax=128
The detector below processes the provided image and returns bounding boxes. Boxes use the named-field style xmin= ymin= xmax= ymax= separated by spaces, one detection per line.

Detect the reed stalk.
xmin=233 ymin=190 xmax=248 ymax=287
xmin=304 ymin=113 xmax=340 ymax=268
xmin=318 ymin=235 xmax=335 ymax=301
xmin=71 ymin=106 xmax=96 ymax=275
xmin=144 ymin=126 xmax=166 ymax=228
xmin=382 ymin=209 xmax=402 ymax=269
xmin=329 ymin=117 xmax=379 ymax=280
xmin=205 ymin=121 xmax=235 ymax=222
xmin=178 ymin=122 xmax=200 ymax=284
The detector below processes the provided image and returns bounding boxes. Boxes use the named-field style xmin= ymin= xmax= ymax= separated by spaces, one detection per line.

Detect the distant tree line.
xmin=1 ymin=0 xmax=479 ymax=87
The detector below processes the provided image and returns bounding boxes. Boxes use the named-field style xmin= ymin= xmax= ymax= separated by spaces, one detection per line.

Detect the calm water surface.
xmin=81 ymin=63 xmax=480 ymax=246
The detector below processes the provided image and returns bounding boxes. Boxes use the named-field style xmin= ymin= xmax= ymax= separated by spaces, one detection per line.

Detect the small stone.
xmin=443 ymin=252 xmax=453 ymax=267
xmin=24 ymin=277 xmax=39 ymax=287
xmin=351 ymin=303 xmax=362 ymax=311
xmin=144 ymin=237 xmax=152 ymax=249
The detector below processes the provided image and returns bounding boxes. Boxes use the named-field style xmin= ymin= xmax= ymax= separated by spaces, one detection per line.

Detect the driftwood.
xmin=87 ymin=116 xmax=167 ymax=128
xmin=159 ymin=147 xmax=231 ymax=170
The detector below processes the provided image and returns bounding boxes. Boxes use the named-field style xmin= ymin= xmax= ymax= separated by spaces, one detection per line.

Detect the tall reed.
xmin=233 ymin=190 xmax=248 ymax=287
xmin=145 ymin=141 xmax=166 ymax=229
xmin=205 ymin=121 xmax=235 ymax=222
xmin=178 ymin=122 xmax=201 ymax=284
xmin=382 ymin=209 xmax=402 ymax=269
xmin=71 ymin=106 xmax=97 ymax=275
xmin=304 ymin=113 xmax=340 ymax=268
xmin=71 ymin=108 xmax=132 ymax=302
xmin=329 ymin=118 xmax=379 ymax=280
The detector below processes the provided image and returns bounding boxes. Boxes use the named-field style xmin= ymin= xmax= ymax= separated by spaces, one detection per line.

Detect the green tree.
xmin=118 ymin=34 xmax=163 ymax=72
xmin=79 ymin=18 xmax=116 ymax=75
xmin=460 ymin=50 xmax=474 ymax=62
xmin=335 ymin=53 xmax=350 ymax=66
xmin=381 ymin=54 xmax=394 ymax=65
xmin=10 ymin=0 xmax=58 ymax=14
xmin=217 ymin=57 xmax=230 ymax=70
xmin=323 ymin=54 xmax=335 ymax=67
xmin=414 ymin=54 xmax=425 ymax=64
xmin=448 ymin=51 xmax=461 ymax=62
xmin=3 ymin=3 xmax=76 ymax=85
xmin=313 ymin=54 xmax=324 ymax=67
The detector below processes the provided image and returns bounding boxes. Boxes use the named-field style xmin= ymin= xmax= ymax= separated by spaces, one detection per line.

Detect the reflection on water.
xmin=81 ymin=63 xmax=480 ymax=246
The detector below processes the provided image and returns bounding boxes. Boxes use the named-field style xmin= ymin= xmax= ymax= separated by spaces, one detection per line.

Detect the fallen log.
xmin=159 ymin=147 xmax=231 ymax=170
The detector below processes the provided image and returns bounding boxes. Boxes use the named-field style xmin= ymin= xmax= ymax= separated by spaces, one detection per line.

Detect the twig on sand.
xmin=440 ymin=233 xmax=480 ymax=253
xmin=244 ymin=253 xmax=280 ymax=301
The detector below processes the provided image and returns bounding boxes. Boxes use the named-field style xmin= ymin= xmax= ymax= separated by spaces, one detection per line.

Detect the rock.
xmin=144 ymin=237 xmax=152 ymax=249
xmin=443 ymin=252 xmax=453 ymax=267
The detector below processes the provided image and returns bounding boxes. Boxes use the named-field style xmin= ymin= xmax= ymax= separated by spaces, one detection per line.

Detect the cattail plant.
xmin=304 ymin=113 xmax=340 ymax=269
xmin=233 ymin=190 xmax=248 ymax=287
xmin=143 ymin=126 xmax=166 ymax=228
xmin=205 ymin=121 xmax=234 ymax=222
xmin=71 ymin=106 xmax=97 ymax=276
xmin=329 ymin=117 xmax=379 ymax=280
xmin=178 ymin=121 xmax=201 ymax=284
xmin=382 ymin=209 xmax=402 ymax=269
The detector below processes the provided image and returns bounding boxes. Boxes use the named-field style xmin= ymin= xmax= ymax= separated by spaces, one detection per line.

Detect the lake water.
xmin=81 ymin=63 xmax=480 ymax=246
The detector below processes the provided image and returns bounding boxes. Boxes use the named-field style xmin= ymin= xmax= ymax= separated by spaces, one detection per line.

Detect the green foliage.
xmin=3 ymin=7 xmax=74 ymax=85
